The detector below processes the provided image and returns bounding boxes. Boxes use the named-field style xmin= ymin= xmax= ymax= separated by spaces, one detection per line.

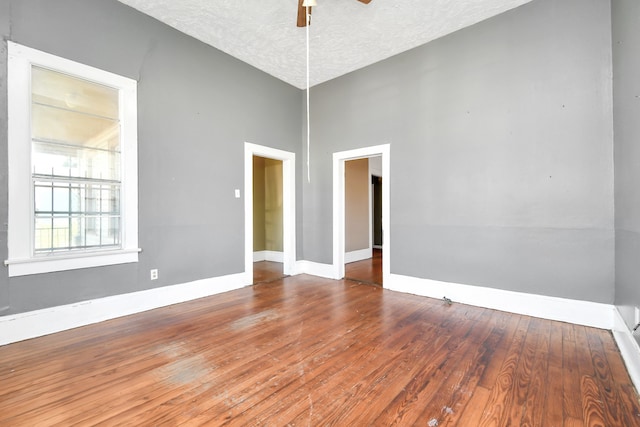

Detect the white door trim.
xmin=244 ymin=142 xmax=296 ymax=283
xmin=333 ymin=144 xmax=390 ymax=281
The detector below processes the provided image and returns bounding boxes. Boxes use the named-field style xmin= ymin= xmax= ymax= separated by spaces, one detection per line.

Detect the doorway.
xmin=343 ymin=157 xmax=383 ymax=286
xmin=372 ymin=175 xmax=383 ymax=249
xmin=332 ymin=144 xmax=390 ymax=285
xmin=244 ymin=143 xmax=296 ymax=285
xmin=252 ymin=156 xmax=285 ymax=283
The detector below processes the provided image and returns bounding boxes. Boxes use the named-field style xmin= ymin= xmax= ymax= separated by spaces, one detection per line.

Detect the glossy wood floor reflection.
xmin=1 ymin=276 xmax=639 ymax=426
xmin=345 ymin=248 xmax=383 ymax=286
xmin=253 ymin=261 xmax=286 ymax=284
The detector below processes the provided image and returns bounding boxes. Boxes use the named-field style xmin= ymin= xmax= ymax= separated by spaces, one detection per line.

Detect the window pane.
xmin=31 ymin=66 xmax=123 ymax=255
xmin=33 ymin=180 xmax=122 ymax=252
xmin=100 ymin=186 xmax=120 ymax=213
xmin=32 ymin=66 xmax=121 ymax=182
xmin=109 ymin=217 xmax=121 ymax=245
xmin=34 ymin=183 xmax=52 ymax=213
xmin=34 ymin=217 xmax=52 ymax=251
xmin=85 ymin=215 xmax=101 ymax=247
xmin=52 ymin=185 xmax=70 ymax=212
xmin=32 ymin=133 xmax=121 ymax=181
xmin=31 ymin=66 xmax=119 ymax=120
xmin=32 ymin=103 xmax=120 ymax=149
xmin=34 ymin=213 xmax=122 ymax=252
xmin=85 ymin=186 xmax=100 ymax=213
xmin=52 ymin=217 xmax=70 ymax=249
xmin=70 ymin=185 xmax=83 ymax=213
xmin=70 ymin=217 xmax=85 ymax=248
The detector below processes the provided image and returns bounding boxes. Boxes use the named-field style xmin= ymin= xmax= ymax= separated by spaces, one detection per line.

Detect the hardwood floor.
xmin=345 ymin=248 xmax=382 ymax=286
xmin=253 ymin=261 xmax=286 ymax=284
xmin=1 ymin=275 xmax=639 ymax=426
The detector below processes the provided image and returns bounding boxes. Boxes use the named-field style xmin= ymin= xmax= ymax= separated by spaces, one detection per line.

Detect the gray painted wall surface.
xmin=0 ymin=0 xmax=624 ymax=316
xmin=304 ymin=0 xmax=615 ymax=302
xmin=613 ymin=0 xmax=640 ymax=333
xmin=0 ymin=0 xmax=302 ymax=314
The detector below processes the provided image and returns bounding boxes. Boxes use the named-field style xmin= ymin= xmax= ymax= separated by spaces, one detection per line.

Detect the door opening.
xmin=343 ymin=157 xmax=382 ymax=286
xmin=244 ymin=143 xmax=296 ymax=285
xmin=372 ymin=175 xmax=383 ymax=249
xmin=252 ymin=156 xmax=285 ymax=284
xmin=333 ymin=144 xmax=390 ymax=286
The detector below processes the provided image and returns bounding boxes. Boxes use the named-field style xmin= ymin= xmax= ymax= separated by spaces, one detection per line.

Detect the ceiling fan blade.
xmin=357 ymin=0 xmax=372 ymax=3
xmin=297 ymin=0 xmax=312 ymax=27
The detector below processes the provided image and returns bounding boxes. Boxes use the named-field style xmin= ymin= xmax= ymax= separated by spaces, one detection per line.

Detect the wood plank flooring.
xmin=0 ymin=274 xmax=639 ymax=426
xmin=253 ymin=261 xmax=286 ymax=284
xmin=345 ymin=248 xmax=382 ymax=286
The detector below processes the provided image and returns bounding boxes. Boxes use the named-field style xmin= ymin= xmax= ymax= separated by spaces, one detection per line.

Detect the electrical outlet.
xmin=150 ymin=269 xmax=158 ymax=280
xmin=635 ymin=307 xmax=640 ymax=325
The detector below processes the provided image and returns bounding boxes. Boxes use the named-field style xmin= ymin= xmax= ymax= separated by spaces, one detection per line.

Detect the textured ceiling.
xmin=117 ymin=0 xmax=533 ymax=89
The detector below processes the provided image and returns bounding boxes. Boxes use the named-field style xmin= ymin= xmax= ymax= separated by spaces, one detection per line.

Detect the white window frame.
xmin=6 ymin=42 xmax=139 ymax=277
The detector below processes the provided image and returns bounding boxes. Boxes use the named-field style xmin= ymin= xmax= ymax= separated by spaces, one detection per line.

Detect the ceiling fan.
xmin=297 ymin=0 xmax=372 ymax=27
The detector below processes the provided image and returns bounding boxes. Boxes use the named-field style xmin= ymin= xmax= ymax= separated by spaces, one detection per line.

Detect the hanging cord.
xmin=306 ymin=6 xmax=311 ymax=183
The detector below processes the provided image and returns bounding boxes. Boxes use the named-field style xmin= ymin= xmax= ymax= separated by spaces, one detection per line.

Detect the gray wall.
xmin=0 ymin=0 xmax=625 ymax=316
xmin=304 ymin=0 xmax=615 ymax=302
xmin=0 ymin=0 xmax=302 ymax=314
xmin=613 ymin=0 xmax=640 ymax=333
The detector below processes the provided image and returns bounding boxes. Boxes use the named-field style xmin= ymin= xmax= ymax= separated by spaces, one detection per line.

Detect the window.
xmin=6 ymin=42 xmax=139 ymax=276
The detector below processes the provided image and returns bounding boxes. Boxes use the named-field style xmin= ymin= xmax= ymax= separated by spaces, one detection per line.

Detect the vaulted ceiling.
xmin=117 ymin=0 xmax=533 ymax=89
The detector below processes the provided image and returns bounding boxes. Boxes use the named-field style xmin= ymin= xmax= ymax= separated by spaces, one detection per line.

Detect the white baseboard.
xmin=253 ymin=250 xmax=284 ymax=263
xmin=294 ymin=260 xmax=336 ymax=279
xmin=0 ymin=272 xmax=247 ymax=346
xmin=344 ymin=248 xmax=372 ymax=264
xmin=386 ymin=273 xmax=614 ymax=330
xmin=613 ymin=308 xmax=640 ymax=393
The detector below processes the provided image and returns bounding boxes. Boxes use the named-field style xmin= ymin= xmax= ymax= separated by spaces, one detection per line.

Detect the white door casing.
xmin=333 ymin=144 xmax=390 ymax=281
xmin=244 ymin=142 xmax=296 ymax=283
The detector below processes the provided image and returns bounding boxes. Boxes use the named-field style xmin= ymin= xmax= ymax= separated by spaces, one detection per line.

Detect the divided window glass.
xmin=6 ymin=41 xmax=139 ymax=276
xmin=31 ymin=67 xmax=123 ymax=253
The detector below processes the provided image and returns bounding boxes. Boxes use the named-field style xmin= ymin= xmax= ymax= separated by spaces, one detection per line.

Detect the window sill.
xmin=5 ymin=248 xmax=141 ymax=277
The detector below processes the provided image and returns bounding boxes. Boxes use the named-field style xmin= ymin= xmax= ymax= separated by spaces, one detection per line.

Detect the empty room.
xmin=1 ymin=0 xmax=640 ymax=425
